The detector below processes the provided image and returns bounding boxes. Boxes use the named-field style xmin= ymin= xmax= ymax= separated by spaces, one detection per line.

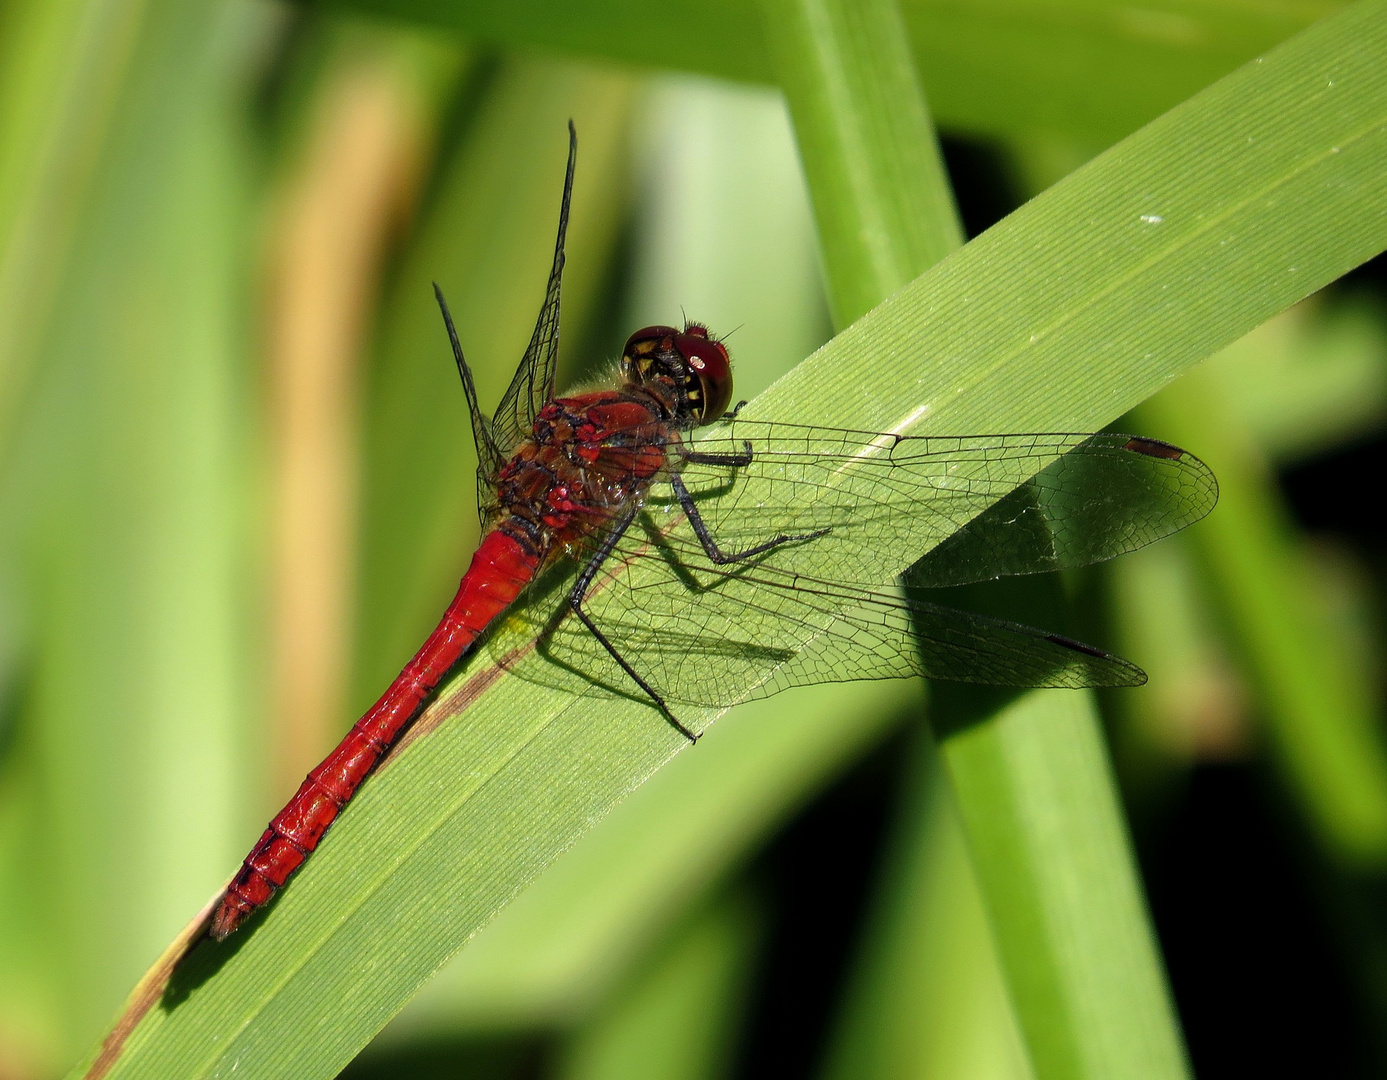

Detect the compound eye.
xmin=674 ymin=334 xmax=733 ymax=423
xmin=623 ymin=325 xmax=679 ymax=362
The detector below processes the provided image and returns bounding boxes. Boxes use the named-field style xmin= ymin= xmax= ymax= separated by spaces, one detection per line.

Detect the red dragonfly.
xmin=210 ymin=124 xmax=1215 ymax=940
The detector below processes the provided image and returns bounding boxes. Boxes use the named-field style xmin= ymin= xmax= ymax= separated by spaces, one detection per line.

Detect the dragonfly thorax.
xmin=621 ymin=322 xmax=733 ymax=426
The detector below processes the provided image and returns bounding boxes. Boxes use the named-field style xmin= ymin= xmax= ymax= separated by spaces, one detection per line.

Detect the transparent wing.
xmin=488 ymin=121 xmax=576 ymax=464
xmin=656 ymin=422 xmax=1217 ymax=588
xmin=433 ymin=284 xmax=506 ymax=520
xmin=488 ymin=531 xmax=1144 ymax=708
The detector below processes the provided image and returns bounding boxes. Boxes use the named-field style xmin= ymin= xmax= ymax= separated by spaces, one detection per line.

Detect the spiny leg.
xmin=569 ymin=503 xmax=699 ymax=742
xmin=670 ymin=472 xmax=829 ymax=565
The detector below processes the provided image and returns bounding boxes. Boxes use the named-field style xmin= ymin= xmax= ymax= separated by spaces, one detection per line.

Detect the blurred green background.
xmin=2 ymin=0 xmax=1386 ymax=1077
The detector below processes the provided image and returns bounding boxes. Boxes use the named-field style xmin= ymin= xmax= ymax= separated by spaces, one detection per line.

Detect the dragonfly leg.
xmin=570 ymin=504 xmax=700 ymax=742
xmin=723 ymin=399 xmax=749 ymax=420
xmin=671 ymin=472 xmax=829 ymax=564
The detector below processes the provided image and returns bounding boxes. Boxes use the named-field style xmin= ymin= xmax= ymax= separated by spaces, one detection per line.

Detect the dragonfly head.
xmin=621 ymin=322 xmax=734 ymax=425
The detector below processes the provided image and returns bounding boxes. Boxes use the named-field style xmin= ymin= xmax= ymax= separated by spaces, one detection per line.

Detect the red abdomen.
xmin=210 ymin=528 xmax=539 ymax=939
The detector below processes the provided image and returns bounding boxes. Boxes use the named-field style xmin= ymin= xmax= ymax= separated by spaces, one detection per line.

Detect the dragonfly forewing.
xmin=661 ymin=423 xmax=1216 ymax=587
xmin=662 ymin=424 xmax=1088 ymax=588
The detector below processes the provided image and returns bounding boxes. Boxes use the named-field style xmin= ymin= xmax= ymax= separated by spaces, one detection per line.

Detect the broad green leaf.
xmin=79 ymin=3 xmax=1387 ymax=1077
xmin=318 ymin=0 xmax=1347 ymax=145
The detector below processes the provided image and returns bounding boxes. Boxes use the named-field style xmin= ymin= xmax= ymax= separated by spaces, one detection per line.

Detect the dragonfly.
xmin=210 ymin=123 xmax=1216 ymax=940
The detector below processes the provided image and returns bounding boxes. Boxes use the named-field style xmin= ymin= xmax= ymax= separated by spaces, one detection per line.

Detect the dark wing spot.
xmin=1123 ymin=436 xmax=1185 ymax=460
